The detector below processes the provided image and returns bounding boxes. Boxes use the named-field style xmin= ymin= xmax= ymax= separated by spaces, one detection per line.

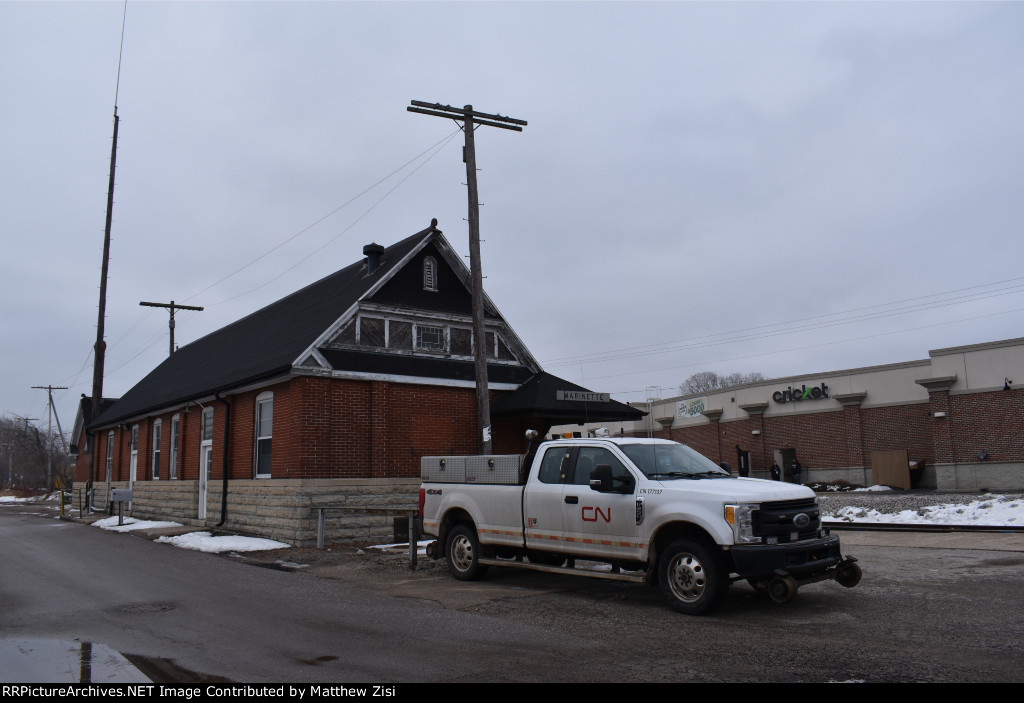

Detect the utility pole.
xmin=139 ymin=300 xmax=204 ymax=356
xmin=407 ymin=101 xmax=527 ymax=454
xmin=32 ymin=385 xmax=68 ymax=490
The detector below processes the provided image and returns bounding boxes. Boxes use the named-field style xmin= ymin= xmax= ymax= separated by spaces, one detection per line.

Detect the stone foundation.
xmin=72 ymin=478 xmax=421 ymax=547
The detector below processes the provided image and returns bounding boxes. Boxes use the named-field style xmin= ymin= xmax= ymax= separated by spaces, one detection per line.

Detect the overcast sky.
xmin=2 ymin=1 xmax=1023 ymax=436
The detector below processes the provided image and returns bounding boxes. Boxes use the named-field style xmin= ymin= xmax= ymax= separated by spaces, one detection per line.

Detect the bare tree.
xmin=680 ymin=371 xmax=765 ymax=395
xmin=0 ymin=416 xmax=70 ymax=491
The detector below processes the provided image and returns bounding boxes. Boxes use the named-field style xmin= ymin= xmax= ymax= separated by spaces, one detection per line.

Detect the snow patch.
xmin=826 ymin=494 xmax=1024 ymax=526
xmin=92 ymin=517 xmax=183 ymax=533
xmin=155 ymin=532 xmax=290 ymax=553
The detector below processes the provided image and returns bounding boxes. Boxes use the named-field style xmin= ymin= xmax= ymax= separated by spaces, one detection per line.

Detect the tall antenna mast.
xmin=89 ymin=0 xmax=128 ymax=479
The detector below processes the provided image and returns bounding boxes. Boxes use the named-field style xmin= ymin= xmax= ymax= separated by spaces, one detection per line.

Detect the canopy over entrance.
xmin=491 ymin=372 xmax=645 ymax=425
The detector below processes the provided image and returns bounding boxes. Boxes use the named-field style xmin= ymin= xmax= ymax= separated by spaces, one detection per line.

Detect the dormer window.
xmin=423 ymin=256 xmax=438 ymax=292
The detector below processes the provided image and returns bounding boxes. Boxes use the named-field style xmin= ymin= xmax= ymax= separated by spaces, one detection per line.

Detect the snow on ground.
xmin=92 ymin=516 xmax=183 ymax=533
xmin=155 ymin=532 xmax=290 ymax=553
xmin=365 ymin=540 xmax=433 ymax=557
xmin=87 ymin=515 xmax=291 ymax=552
xmin=826 ymin=493 xmax=1023 ymax=526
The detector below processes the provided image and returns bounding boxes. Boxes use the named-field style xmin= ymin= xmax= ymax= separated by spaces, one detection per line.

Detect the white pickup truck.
xmin=419 ymin=433 xmax=860 ymax=614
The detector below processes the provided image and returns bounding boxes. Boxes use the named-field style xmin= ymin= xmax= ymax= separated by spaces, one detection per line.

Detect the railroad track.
xmin=824 ymin=521 xmax=1024 ymax=534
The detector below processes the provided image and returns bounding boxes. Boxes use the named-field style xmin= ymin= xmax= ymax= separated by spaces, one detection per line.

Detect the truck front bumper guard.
xmin=730 ymin=534 xmax=843 ymax=579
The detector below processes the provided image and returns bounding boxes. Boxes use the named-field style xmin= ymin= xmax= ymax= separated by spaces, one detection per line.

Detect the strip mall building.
xmin=557 ymin=337 xmax=1024 ymax=491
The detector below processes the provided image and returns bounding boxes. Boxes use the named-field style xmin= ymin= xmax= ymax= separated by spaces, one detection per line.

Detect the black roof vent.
xmin=363 ymin=243 xmax=385 ymax=275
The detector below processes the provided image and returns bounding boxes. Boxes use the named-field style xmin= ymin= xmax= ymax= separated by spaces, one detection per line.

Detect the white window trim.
xmin=201 ymin=408 xmax=214 ymax=479
xmin=169 ymin=414 xmax=180 ymax=480
xmin=105 ymin=432 xmax=114 ymax=483
xmin=254 ymin=392 xmax=273 ymax=479
xmin=151 ymin=420 xmax=162 ymax=480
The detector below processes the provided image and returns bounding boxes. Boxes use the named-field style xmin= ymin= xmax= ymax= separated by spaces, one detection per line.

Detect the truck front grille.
xmin=753 ymin=498 xmax=821 ymax=543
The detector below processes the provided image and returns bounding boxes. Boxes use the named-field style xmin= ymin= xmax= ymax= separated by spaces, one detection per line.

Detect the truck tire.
xmin=445 ymin=524 xmax=489 ymax=581
xmin=659 ymin=538 xmax=729 ymax=615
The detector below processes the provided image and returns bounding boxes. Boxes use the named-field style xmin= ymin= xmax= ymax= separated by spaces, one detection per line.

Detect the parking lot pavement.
xmin=831 ymin=528 xmax=1024 ymax=552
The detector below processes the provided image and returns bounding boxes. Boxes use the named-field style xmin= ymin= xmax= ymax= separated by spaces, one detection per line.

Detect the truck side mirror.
xmin=589 ymin=464 xmax=614 ymax=492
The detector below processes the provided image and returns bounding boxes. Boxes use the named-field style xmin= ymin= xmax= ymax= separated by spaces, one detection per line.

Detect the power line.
xmin=206 ymin=129 xmax=460 ymax=308
xmin=591 ymin=305 xmax=1024 ymax=394
xmin=95 ymin=130 xmax=460 ymax=379
xmin=543 ymin=278 xmax=1024 ymax=368
xmin=182 ymin=128 xmax=461 ymax=305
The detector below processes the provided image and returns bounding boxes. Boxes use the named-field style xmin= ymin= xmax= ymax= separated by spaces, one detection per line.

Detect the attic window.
xmin=416 ymin=325 xmax=445 ymax=351
xmin=423 ymin=256 xmax=438 ymax=292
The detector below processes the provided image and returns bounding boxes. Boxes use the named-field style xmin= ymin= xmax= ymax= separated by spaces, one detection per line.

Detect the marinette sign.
xmin=556 ymin=390 xmax=611 ymax=402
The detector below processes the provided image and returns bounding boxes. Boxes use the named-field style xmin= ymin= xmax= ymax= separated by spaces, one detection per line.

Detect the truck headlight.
xmin=725 ymin=503 xmax=759 ymax=544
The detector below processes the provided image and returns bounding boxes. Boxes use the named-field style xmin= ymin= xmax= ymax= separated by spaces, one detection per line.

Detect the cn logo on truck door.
xmin=563 ymin=447 xmax=642 ymax=560
xmin=581 ymin=506 xmax=612 ymax=523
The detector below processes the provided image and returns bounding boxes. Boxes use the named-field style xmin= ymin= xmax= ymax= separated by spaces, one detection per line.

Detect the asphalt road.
xmin=2 ymin=504 xmax=1022 ymax=683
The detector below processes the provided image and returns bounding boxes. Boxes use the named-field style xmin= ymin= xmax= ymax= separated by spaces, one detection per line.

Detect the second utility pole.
xmin=139 ymin=300 xmax=204 ymax=356
xmin=407 ymin=101 xmax=527 ymax=454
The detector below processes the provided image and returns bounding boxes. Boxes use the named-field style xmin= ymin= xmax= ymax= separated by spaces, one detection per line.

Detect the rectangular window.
xmin=415 ymin=325 xmax=445 ymax=351
xmin=105 ymin=432 xmax=114 ymax=483
xmin=201 ymin=408 xmax=214 ymax=442
xmin=169 ymin=415 xmax=179 ymax=480
xmin=201 ymin=408 xmax=214 ymax=480
xmin=360 ymin=317 xmax=385 ymax=348
xmin=387 ymin=320 xmax=412 ymax=350
xmin=151 ymin=421 xmax=162 ymax=479
xmin=450 ymin=328 xmax=472 ymax=356
xmin=255 ymin=395 xmax=273 ymax=478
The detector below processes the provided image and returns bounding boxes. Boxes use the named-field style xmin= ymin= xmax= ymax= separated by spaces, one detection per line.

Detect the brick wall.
xmin=88 ymin=375 xmax=529 ymax=486
xmin=641 ymin=388 xmax=1022 ymax=488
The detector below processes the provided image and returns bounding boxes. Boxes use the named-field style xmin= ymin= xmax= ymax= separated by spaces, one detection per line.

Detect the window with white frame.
xmin=201 ymin=408 xmax=214 ymax=480
xmin=169 ymin=414 xmax=179 ymax=480
xmin=254 ymin=392 xmax=272 ymax=478
xmin=423 ymin=256 xmax=438 ymax=291
xmin=105 ymin=432 xmax=114 ymax=483
xmin=151 ymin=420 xmax=162 ymax=479
xmin=415 ymin=324 xmax=445 ymax=351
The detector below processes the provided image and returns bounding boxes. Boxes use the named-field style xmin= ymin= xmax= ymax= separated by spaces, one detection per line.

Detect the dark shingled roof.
xmin=490 ymin=371 xmax=646 ymax=422
xmin=91 ymin=226 xmax=434 ymax=428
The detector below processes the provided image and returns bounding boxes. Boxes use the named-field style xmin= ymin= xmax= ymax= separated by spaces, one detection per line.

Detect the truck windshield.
xmin=619 ymin=443 xmax=732 ymax=479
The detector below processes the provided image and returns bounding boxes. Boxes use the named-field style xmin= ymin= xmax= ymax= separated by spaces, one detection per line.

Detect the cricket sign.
xmin=773 ymin=382 xmax=830 ymax=404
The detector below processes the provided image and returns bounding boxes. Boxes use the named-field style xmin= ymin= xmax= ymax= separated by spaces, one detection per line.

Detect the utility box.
xmin=465 ymin=455 xmax=523 ymax=485
xmin=110 ymin=488 xmax=133 ymax=503
xmin=420 ymin=456 xmax=466 ymax=483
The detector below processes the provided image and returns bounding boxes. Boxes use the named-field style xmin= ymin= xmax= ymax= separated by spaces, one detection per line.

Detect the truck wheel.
xmin=445 ymin=524 xmax=488 ymax=581
xmin=836 ymin=560 xmax=862 ymax=588
xmin=768 ymin=575 xmax=798 ymax=603
xmin=659 ymin=539 xmax=729 ymax=615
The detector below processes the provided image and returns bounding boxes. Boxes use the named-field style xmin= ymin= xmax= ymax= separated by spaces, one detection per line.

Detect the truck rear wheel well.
xmin=439 ymin=508 xmax=474 ymax=544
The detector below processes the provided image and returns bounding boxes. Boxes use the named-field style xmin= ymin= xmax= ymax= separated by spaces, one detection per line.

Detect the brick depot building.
xmin=558 ymin=337 xmax=1024 ymax=491
xmin=71 ymin=222 xmax=640 ymax=545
